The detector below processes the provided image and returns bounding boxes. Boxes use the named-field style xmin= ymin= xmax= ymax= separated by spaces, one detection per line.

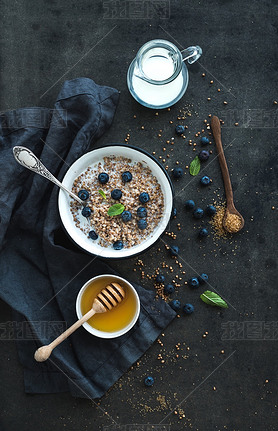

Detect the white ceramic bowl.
xmin=76 ymin=274 xmax=140 ymax=338
xmin=58 ymin=144 xmax=174 ymax=258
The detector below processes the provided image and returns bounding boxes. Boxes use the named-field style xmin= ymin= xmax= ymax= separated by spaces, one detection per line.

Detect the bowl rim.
xmin=58 ymin=143 xmax=174 ymax=259
xmin=76 ymin=274 xmax=140 ymax=338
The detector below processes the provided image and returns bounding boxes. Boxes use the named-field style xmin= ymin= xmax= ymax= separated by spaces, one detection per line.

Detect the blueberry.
xmin=185 ymin=200 xmax=195 ymax=210
xmin=144 ymin=376 xmax=154 ymax=387
xmin=199 ymin=228 xmax=208 ymax=237
xmin=139 ymin=192 xmax=150 ymax=203
xmin=169 ymin=245 xmax=179 ymax=257
xmin=198 ymin=273 xmax=209 ymax=284
xmin=206 ymin=205 xmax=216 ymax=216
xmin=170 ymin=299 xmax=181 ymax=311
xmin=199 ymin=150 xmax=210 ymax=162
xmin=171 ymin=207 xmax=177 ymax=219
xmin=111 ymin=189 xmax=122 ymax=200
xmin=201 ymin=136 xmax=210 ymax=146
xmin=175 ymin=125 xmax=185 ymax=135
xmin=122 ymin=171 xmax=132 ymax=183
xmin=121 ymin=210 xmax=132 ymax=222
xmin=193 ymin=208 xmax=204 ymax=219
xmin=137 ymin=207 xmax=147 ymax=218
xmin=156 ymin=274 xmax=165 ymax=283
xmin=172 ymin=167 xmax=183 ymax=179
xmin=200 ymin=176 xmax=211 ymax=186
xmin=137 ymin=219 xmax=147 ymax=230
xmin=113 ymin=240 xmax=124 ymax=250
xmin=164 ymin=283 xmax=175 ymax=294
xmin=81 ymin=206 xmax=91 ymax=218
xmin=183 ymin=303 xmax=194 ymax=314
xmin=98 ymin=172 xmax=109 ymax=184
xmin=78 ymin=189 xmax=89 ymax=201
xmin=88 ymin=230 xmax=98 ymax=240
xmin=188 ymin=277 xmax=199 ymax=288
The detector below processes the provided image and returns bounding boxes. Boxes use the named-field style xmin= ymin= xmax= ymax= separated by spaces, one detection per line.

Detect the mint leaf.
xmin=200 ymin=290 xmax=228 ymax=308
xmin=99 ymin=189 xmax=106 ymax=200
xmin=189 ymin=156 xmax=201 ymax=176
xmin=107 ymin=203 xmax=125 ymax=216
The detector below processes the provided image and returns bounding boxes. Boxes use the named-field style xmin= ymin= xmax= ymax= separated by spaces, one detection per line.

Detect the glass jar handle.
xmin=181 ymin=46 xmax=202 ymax=64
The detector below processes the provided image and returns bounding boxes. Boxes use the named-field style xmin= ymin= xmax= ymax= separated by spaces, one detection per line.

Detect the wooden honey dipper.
xmin=34 ymin=282 xmax=125 ymax=362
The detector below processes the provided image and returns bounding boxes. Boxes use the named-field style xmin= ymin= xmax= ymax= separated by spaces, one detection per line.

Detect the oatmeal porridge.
xmin=70 ymin=156 xmax=165 ymax=249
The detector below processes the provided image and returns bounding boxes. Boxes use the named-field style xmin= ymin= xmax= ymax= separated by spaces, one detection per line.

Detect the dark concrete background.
xmin=0 ymin=1 xmax=277 ymax=430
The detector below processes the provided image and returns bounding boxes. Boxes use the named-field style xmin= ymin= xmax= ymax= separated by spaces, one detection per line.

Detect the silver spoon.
xmin=13 ymin=146 xmax=84 ymax=205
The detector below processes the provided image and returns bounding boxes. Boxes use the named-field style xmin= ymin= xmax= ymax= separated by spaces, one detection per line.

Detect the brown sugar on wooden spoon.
xmin=210 ymin=116 xmax=244 ymax=233
xmin=34 ymin=282 xmax=125 ymax=362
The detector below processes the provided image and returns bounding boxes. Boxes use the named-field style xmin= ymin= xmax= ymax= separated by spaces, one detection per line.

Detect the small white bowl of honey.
xmin=76 ymin=274 xmax=140 ymax=338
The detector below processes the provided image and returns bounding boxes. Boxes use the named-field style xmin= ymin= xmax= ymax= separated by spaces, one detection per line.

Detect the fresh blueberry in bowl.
xmin=78 ymin=189 xmax=89 ymax=201
xmin=183 ymin=303 xmax=194 ymax=314
xmin=169 ymin=245 xmax=179 ymax=257
xmin=156 ymin=274 xmax=165 ymax=283
xmin=113 ymin=240 xmax=124 ymax=250
xmin=199 ymin=227 xmax=208 ymax=237
xmin=172 ymin=167 xmax=183 ymax=179
xmin=198 ymin=273 xmax=208 ymax=284
xmin=175 ymin=125 xmax=185 ymax=135
xmin=188 ymin=277 xmax=199 ymax=288
xmin=88 ymin=230 xmax=98 ymax=240
xmin=111 ymin=189 xmax=122 ymax=200
xmin=170 ymin=299 xmax=181 ymax=311
xmin=206 ymin=205 xmax=216 ymax=216
xmin=122 ymin=171 xmax=132 ymax=183
xmin=201 ymin=136 xmax=210 ymax=146
xmin=164 ymin=283 xmax=175 ymax=294
xmin=139 ymin=192 xmax=150 ymax=203
xmin=144 ymin=376 xmax=154 ymax=387
xmin=137 ymin=219 xmax=147 ymax=230
xmin=193 ymin=208 xmax=204 ymax=219
xmin=185 ymin=199 xmax=195 ymax=210
xmin=200 ymin=176 xmax=211 ymax=186
xmin=199 ymin=150 xmax=210 ymax=162
xmin=121 ymin=210 xmax=132 ymax=222
xmin=98 ymin=172 xmax=109 ymax=184
xmin=137 ymin=207 xmax=147 ymax=218
xmin=81 ymin=206 xmax=91 ymax=218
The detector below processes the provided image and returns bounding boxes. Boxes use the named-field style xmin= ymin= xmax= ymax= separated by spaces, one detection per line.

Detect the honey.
xmin=80 ymin=276 xmax=138 ymax=332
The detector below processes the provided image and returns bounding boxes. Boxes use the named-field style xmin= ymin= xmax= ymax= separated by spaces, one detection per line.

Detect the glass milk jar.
xmin=127 ymin=39 xmax=202 ymax=109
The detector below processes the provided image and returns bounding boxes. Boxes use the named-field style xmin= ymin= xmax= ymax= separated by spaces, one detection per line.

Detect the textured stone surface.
xmin=1 ymin=1 xmax=277 ymax=430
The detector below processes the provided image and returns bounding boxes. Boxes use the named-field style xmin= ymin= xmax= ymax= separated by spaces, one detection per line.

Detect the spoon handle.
xmin=34 ymin=307 xmax=97 ymax=362
xmin=13 ymin=146 xmax=84 ymax=205
xmin=210 ymin=116 xmax=234 ymax=206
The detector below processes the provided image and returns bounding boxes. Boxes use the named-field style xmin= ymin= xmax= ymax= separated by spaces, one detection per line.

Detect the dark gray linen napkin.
xmin=0 ymin=78 xmax=175 ymax=398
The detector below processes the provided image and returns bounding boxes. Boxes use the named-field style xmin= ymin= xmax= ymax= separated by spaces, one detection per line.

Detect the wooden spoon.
xmin=210 ymin=116 xmax=244 ymax=233
xmin=34 ymin=282 xmax=125 ymax=362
